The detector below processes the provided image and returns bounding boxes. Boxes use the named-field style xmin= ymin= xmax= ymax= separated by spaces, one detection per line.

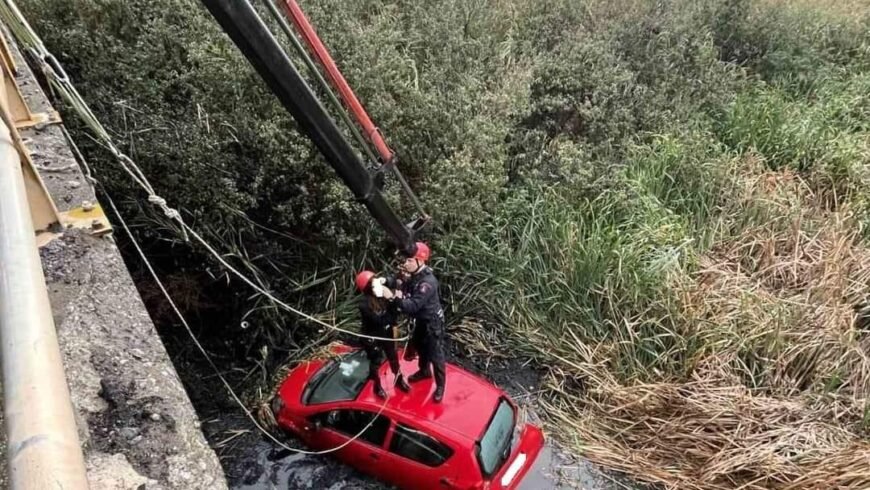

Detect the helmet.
xmin=412 ymin=241 xmax=430 ymax=262
xmin=355 ymin=270 xmax=375 ymax=292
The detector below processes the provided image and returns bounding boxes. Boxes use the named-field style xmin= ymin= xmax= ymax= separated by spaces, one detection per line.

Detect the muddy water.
xmin=181 ymin=338 xmax=639 ymax=489
xmin=229 ymin=432 xmax=586 ymax=489
xmin=230 ymin=437 xmax=387 ymax=489
xmin=218 ymin=356 xmax=628 ymax=490
xmin=225 ymin=425 xmax=628 ymax=489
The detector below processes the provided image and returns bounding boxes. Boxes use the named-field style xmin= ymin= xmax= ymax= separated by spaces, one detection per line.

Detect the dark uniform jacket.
xmin=398 ymin=267 xmax=444 ymax=331
xmin=358 ymin=296 xmax=398 ymax=336
xmin=359 ymin=275 xmax=400 ymax=337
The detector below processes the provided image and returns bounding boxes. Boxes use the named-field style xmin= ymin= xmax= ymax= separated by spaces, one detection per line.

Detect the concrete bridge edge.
xmin=0 ymin=28 xmax=229 ymax=490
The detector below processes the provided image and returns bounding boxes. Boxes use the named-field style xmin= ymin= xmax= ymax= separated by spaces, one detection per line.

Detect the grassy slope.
xmin=441 ymin=1 xmax=870 ymax=488
xmin=17 ymin=0 xmax=870 ymax=487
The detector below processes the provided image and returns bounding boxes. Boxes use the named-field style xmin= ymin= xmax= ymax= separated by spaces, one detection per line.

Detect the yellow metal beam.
xmin=0 ymin=28 xmax=111 ymax=244
xmin=0 ymin=29 xmax=60 ymax=129
xmin=0 ymin=50 xmax=60 ymax=235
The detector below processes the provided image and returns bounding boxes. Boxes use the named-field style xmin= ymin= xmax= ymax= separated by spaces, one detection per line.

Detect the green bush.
xmin=18 ymin=0 xmax=870 ymax=387
xmin=706 ymin=0 xmax=870 ymax=94
xmin=19 ymin=0 xmax=870 ymax=486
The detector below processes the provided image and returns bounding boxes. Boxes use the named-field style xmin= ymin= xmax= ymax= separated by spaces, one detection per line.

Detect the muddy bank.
xmin=39 ymin=230 xmax=226 ymax=488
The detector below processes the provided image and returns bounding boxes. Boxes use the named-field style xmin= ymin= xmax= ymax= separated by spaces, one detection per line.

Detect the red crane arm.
xmin=279 ymin=0 xmax=395 ymax=165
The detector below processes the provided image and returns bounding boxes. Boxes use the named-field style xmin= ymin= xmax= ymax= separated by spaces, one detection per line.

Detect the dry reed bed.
xmin=533 ymin=169 xmax=870 ymax=488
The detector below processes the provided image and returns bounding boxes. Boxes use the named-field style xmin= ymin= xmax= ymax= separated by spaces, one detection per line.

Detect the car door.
xmin=377 ymin=422 xmax=459 ymax=490
xmin=308 ymin=408 xmax=393 ymax=477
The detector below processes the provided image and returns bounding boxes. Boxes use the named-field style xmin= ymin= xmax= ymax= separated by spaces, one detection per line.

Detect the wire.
xmin=180 ymin=220 xmax=408 ymax=342
xmin=51 ymin=56 xmax=397 ymax=457
xmin=0 ymin=0 xmax=407 ymax=343
xmin=1 ymin=0 xmax=411 ymax=459
xmin=104 ymin=192 xmax=389 ymax=456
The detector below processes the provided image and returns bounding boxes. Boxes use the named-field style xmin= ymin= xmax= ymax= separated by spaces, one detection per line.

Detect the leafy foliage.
xmin=17 ymin=0 xmax=870 ymax=486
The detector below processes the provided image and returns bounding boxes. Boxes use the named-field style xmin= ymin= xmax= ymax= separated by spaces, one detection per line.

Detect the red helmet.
xmin=355 ymin=270 xmax=375 ymax=292
xmin=412 ymin=241 xmax=430 ymax=262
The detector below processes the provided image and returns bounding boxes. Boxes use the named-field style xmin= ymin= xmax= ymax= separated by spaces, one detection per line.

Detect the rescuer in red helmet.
xmin=355 ymin=270 xmax=411 ymax=399
xmin=382 ymin=241 xmax=447 ymax=403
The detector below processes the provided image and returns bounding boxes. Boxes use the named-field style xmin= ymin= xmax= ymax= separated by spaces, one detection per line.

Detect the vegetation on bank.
xmin=19 ymin=0 xmax=870 ymax=487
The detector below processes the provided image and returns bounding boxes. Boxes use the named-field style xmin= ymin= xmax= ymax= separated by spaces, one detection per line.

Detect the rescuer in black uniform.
xmin=355 ymin=270 xmax=411 ymax=399
xmin=383 ymin=242 xmax=447 ymax=403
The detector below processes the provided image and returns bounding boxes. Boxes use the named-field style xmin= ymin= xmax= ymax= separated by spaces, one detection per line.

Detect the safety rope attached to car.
xmin=105 ymin=191 xmax=390 ymax=455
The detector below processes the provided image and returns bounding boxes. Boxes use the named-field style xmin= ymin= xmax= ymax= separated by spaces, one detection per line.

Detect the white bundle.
xmin=371 ymin=277 xmax=387 ymax=298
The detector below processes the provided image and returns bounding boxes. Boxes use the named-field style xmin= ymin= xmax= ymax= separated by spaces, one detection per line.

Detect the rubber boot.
xmin=433 ymin=385 xmax=445 ymax=403
xmin=395 ymin=374 xmax=411 ymax=393
xmin=408 ymin=369 xmax=432 ymax=383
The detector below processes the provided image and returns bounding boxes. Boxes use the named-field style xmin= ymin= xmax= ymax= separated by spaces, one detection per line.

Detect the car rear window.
xmin=477 ymin=399 xmax=515 ymax=477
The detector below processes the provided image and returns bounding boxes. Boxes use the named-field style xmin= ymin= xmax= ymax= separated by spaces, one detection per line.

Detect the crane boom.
xmin=278 ymin=0 xmax=394 ymax=164
xmin=199 ymin=0 xmax=417 ymax=256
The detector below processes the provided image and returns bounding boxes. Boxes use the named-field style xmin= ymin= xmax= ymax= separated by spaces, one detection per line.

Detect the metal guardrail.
xmin=0 ymin=28 xmax=89 ymax=489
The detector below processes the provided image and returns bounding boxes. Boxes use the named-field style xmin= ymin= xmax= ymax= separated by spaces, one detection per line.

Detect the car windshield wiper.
xmin=499 ymin=439 xmax=512 ymax=466
xmin=497 ymin=412 xmax=518 ymax=468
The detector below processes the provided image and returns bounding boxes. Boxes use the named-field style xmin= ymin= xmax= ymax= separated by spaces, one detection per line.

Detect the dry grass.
xmin=543 ymin=377 xmax=870 ymax=489
xmin=760 ymin=0 xmax=870 ymax=19
xmin=495 ymin=167 xmax=870 ymax=489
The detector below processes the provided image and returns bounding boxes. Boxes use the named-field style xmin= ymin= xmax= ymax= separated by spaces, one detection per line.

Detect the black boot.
xmin=433 ymin=385 xmax=444 ymax=403
xmin=395 ymin=374 xmax=411 ymax=393
xmin=373 ymin=381 xmax=387 ymax=400
xmin=408 ymin=370 xmax=432 ymax=383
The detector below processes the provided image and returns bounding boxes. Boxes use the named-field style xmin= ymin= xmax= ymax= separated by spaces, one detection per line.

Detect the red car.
xmin=270 ymin=344 xmax=545 ymax=489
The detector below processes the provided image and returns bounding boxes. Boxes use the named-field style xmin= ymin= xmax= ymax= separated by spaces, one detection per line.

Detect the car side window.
xmin=314 ymin=409 xmax=390 ymax=447
xmin=388 ymin=424 xmax=453 ymax=467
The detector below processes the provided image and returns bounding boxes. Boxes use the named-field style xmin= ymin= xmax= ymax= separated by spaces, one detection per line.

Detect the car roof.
xmin=355 ymin=353 xmax=506 ymax=445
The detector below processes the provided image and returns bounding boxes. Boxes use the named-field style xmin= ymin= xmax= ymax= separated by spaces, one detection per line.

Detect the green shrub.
xmin=19 ymin=0 xmax=870 ymax=486
xmin=18 ymin=0 xmax=870 ymax=390
xmin=705 ymin=0 xmax=870 ymax=94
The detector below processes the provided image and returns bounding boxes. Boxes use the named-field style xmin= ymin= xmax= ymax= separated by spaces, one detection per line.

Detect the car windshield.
xmin=478 ymin=399 xmax=516 ymax=477
xmin=306 ymin=350 xmax=371 ymax=404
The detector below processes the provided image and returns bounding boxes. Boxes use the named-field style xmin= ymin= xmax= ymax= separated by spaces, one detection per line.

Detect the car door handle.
xmin=439 ymin=477 xmax=454 ymax=488
xmin=368 ymin=452 xmax=380 ymax=461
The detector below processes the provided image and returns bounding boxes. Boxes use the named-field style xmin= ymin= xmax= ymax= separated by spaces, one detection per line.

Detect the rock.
xmin=119 ymin=427 xmax=140 ymax=440
xmin=85 ymin=453 xmax=155 ymax=490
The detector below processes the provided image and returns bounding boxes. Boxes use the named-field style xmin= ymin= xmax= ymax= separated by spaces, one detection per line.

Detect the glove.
xmin=372 ymin=277 xmax=387 ymax=298
xmin=383 ymin=274 xmax=399 ymax=289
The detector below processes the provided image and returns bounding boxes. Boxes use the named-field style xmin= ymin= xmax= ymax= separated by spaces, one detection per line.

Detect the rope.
xmin=0 ymin=0 xmax=406 ymax=343
xmin=1 ymin=0 xmax=410 ymax=458
xmin=55 ymin=73 xmax=394 ymax=458
xmin=104 ymin=192 xmax=390 ymax=456
xmin=181 ymin=220 xmax=407 ymax=342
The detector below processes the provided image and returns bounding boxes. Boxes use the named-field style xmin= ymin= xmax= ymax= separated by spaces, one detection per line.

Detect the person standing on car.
xmin=355 ymin=270 xmax=411 ymax=399
xmin=383 ymin=242 xmax=447 ymax=403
